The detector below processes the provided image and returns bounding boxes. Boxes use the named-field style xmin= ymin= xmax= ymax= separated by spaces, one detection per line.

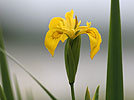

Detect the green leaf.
xmin=92 ymin=86 xmax=100 ymax=100
xmin=85 ymin=87 xmax=91 ymax=100
xmin=14 ymin=75 xmax=22 ymax=100
xmin=106 ymin=0 xmax=124 ymax=100
xmin=0 ymin=85 xmax=7 ymax=100
xmin=0 ymin=48 xmax=58 ymax=100
xmin=0 ymin=26 xmax=14 ymax=100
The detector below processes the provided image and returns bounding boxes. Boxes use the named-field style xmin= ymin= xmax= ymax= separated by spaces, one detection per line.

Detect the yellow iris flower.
xmin=45 ymin=10 xmax=102 ymax=59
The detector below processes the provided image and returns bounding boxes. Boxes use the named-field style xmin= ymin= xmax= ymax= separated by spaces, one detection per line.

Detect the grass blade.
xmin=0 ymin=26 xmax=14 ymax=100
xmin=92 ymin=86 xmax=100 ymax=100
xmin=106 ymin=0 xmax=124 ymax=100
xmin=14 ymin=75 xmax=22 ymax=100
xmin=0 ymin=48 xmax=58 ymax=100
xmin=85 ymin=87 xmax=91 ymax=100
xmin=0 ymin=85 xmax=7 ymax=100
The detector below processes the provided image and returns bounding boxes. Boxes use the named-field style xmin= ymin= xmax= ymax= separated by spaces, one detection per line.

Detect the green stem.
xmin=70 ymin=83 xmax=75 ymax=100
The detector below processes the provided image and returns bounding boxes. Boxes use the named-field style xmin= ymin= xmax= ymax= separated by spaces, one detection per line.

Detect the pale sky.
xmin=0 ymin=0 xmax=133 ymax=35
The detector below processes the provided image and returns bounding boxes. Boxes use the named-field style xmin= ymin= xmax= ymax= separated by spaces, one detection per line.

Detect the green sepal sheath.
xmin=64 ymin=35 xmax=81 ymax=84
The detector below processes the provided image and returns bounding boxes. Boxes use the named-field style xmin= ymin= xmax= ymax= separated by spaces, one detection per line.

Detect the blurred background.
xmin=0 ymin=0 xmax=134 ymax=100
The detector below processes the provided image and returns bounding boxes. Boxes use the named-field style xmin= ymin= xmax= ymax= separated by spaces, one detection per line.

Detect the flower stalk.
xmin=106 ymin=0 xmax=124 ymax=100
xmin=70 ymin=83 xmax=75 ymax=100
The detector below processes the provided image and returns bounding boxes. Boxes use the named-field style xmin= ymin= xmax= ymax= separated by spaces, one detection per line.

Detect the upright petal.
xmin=45 ymin=30 xmax=67 ymax=56
xmin=65 ymin=10 xmax=75 ymax=29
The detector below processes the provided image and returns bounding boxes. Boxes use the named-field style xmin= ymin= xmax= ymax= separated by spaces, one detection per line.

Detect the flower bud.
xmin=64 ymin=35 xmax=81 ymax=84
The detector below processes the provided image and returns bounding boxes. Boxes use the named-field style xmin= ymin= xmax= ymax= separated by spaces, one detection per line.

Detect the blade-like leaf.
xmin=106 ymin=0 xmax=124 ymax=100
xmin=0 ymin=26 xmax=14 ymax=100
xmin=92 ymin=86 xmax=100 ymax=100
xmin=0 ymin=48 xmax=58 ymax=100
xmin=0 ymin=85 xmax=7 ymax=100
xmin=85 ymin=87 xmax=91 ymax=100
xmin=14 ymin=75 xmax=22 ymax=100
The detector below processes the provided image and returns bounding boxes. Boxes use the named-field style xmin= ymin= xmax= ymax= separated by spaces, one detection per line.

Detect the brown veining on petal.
xmin=52 ymin=31 xmax=63 ymax=39
xmin=86 ymin=29 xmax=96 ymax=38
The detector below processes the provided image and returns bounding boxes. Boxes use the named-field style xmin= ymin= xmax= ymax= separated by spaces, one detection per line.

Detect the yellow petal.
xmin=65 ymin=10 xmax=75 ymax=29
xmin=45 ymin=30 xmax=67 ymax=56
xmin=49 ymin=17 xmax=66 ymax=30
xmin=87 ymin=28 xmax=102 ymax=59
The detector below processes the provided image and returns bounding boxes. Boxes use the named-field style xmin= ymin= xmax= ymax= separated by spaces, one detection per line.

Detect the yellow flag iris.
xmin=45 ymin=10 xmax=102 ymax=59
